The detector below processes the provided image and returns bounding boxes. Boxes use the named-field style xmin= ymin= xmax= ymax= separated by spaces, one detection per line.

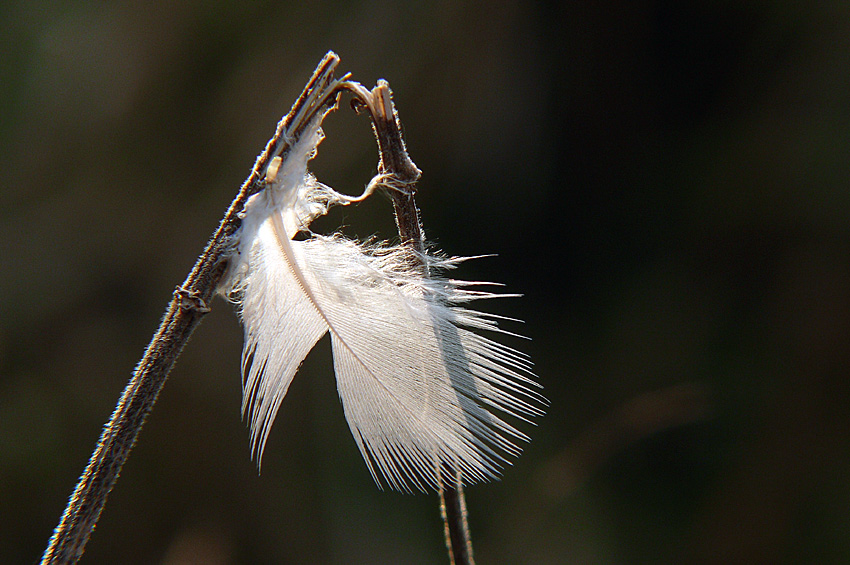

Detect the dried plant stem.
xmin=40 ymin=53 xmax=345 ymax=565
xmin=345 ymin=80 xmax=475 ymax=565
xmin=442 ymin=478 xmax=475 ymax=565
xmin=42 ymin=51 xmax=477 ymax=565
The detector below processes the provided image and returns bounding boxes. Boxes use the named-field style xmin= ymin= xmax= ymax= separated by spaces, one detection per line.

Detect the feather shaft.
xmin=224 ymin=116 xmax=545 ymax=491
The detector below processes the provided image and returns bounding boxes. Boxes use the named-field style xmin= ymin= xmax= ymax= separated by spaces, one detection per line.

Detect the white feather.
xmin=222 ymin=116 xmax=545 ymax=491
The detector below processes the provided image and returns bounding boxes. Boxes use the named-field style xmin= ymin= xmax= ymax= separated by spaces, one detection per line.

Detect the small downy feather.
xmin=221 ymin=116 xmax=545 ymax=491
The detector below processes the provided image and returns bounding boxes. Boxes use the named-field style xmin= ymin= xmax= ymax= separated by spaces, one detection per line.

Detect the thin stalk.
xmin=40 ymin=52 xmax=345 ymax=565
xmin=345 ymin=79 xmax=475 ymax=565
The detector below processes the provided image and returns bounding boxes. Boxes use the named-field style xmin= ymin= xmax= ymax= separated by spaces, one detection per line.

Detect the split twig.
xmin=41 ymin=52 xmax=477 ymax=565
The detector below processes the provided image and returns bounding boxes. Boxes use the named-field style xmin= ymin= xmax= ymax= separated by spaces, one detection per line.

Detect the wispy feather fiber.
xmin=222 ymin=117 xmax=545 ymax=491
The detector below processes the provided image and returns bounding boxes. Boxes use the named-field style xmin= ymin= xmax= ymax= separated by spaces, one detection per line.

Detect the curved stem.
xmin=40 ymin=52 xmax=344 ymax=565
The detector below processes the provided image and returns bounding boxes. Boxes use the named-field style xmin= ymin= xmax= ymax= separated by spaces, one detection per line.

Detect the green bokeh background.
xmin=3 ymin=1 xmax=850 ymax=563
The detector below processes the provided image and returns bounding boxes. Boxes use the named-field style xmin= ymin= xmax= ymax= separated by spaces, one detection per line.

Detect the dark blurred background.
xmin=3 ymin=1 xmax=850 ymax=563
